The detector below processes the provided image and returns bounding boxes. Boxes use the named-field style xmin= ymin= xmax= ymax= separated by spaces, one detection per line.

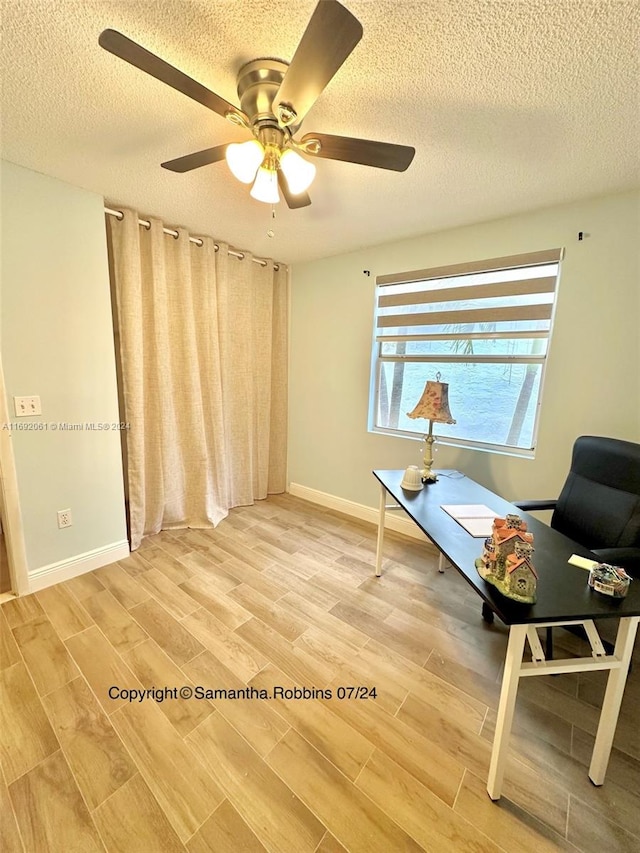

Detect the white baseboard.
xmin=287 ymin=482 xmax=433 ymax=545
xmin=28 ymin=540 xmax=130 ymax=593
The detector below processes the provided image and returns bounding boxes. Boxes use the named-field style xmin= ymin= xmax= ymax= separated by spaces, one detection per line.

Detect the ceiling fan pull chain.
xmin=267 ymin=206 xmax=276 ymax=239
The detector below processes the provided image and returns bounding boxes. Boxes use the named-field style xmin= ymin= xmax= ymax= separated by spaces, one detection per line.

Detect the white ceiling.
xmin=1 ymin=1 xmax=638 ymax=265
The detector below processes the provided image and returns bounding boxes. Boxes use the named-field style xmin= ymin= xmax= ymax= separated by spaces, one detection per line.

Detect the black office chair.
xmin=482 ymin=435 xmax=640 ymax=655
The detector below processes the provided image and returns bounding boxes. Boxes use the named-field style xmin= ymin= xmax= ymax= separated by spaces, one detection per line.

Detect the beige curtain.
xmin=106 ymin=209 xmax=288 ymax=550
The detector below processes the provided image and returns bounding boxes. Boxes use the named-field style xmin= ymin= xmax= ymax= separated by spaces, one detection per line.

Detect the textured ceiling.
xmin=1 ymin=0 xmax=638 ymax=264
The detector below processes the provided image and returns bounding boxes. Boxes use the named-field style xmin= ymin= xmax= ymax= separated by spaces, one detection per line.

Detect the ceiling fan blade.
xmin=277 ymin=171 xmax=312 ymax=208
xmin=98 ymin=29 xmax=248 ymax=123
xmin=301 ymin=132 xmax=415 ymax=171
xmin=275 ymin=0 xmax=363 ymax=126
xmin=161 ymin=145 xmax=229 ymax=173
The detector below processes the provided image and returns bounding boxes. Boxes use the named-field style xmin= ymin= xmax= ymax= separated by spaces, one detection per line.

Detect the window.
xmin=369 ymin=248 xmax=563 ymax=454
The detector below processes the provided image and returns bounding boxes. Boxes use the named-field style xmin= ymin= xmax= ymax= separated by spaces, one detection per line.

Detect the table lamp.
xmin=406 ymin=372 xmax=456 ymax=483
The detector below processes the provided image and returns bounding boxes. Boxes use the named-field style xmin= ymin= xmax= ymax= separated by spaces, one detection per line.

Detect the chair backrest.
xmin=552 ymin=435 xmax=640 ymax=550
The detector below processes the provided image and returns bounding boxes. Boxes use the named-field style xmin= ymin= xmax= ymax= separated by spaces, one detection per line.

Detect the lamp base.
xmin=421 ymin=423 xmax=438 ymax=483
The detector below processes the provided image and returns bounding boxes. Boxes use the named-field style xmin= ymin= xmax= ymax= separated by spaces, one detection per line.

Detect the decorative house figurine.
xmin=504 ymin=540 xmax=538 ymax=603
xmin=475 ymin=514 xmax=537 ymax=603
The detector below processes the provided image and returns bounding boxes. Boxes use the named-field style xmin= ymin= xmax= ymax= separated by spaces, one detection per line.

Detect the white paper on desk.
xmin=455 ymin=517 xmax=495 ymax=537
xmin=440 ymin=504 xmax=498 ymax=537
xmin=441 ymin=504 xmax=496 ymax=518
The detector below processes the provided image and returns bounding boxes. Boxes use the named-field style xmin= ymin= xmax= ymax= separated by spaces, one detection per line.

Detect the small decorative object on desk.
xmin=588 ymin=563 xmax=632 ymax=598
xmin=400 ymin=465 xmax=423 ymax=491
xmin=475 ymin=515 xmax=537 ymax=603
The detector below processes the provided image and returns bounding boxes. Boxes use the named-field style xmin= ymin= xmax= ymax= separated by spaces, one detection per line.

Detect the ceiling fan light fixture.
xmin=225 ymin=139 xmax=264 ymax=183
xmin=250 ymin=166 xmax=280 ymax=204
xmin=280 ymin=149 xmax=316 ymax=194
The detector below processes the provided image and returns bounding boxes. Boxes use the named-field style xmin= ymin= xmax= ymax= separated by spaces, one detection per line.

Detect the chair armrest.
xmin=513 ymin=499 xmax=558 ymax=512
xmin=592 ymin=547 xmax=640 ymax=576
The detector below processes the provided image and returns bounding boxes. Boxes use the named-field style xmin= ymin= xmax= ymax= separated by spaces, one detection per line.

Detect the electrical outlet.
xmin=14 ymin=395 xmax=42 ymax=417
xmin=57 ymin=509 xmax=72 ymax=529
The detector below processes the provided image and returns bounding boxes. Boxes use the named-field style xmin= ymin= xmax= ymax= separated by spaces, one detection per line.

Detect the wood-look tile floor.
xmin=2 ymin=494 xmax=639 ymax=852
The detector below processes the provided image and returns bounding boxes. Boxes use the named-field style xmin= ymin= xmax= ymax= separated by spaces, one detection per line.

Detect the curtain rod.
xmin=104 ymin=206 xmax=279 ymax=269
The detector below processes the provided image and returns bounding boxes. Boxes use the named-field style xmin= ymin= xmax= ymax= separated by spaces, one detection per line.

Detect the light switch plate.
xmin=13 ymin=395 xmax=42 ymax=417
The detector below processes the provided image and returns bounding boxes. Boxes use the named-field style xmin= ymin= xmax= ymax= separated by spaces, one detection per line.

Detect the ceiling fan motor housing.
xmin=236 ymin=58 xmax=300 ymax=137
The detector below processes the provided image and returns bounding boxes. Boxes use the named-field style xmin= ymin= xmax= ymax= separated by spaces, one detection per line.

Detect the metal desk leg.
xmin=589 ymin=615 xmax=639 ymax=785
xmin=487 ymin=623 xmax=527 ymax=800
xmin=375 ymin=484 xmax=386 ymax=577
xmin=437 ymin=552 xmax=445 ymax=573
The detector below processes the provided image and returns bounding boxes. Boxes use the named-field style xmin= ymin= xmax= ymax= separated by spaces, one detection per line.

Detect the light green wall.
xmin=1 ymin=160 xmax=127 ymax=571
xmin=289 ymin=190 xmax=640 ymax=509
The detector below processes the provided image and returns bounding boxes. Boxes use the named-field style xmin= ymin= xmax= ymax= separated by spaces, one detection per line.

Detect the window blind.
xmin=374 ymin=249 xmax=563 ymax=347
xmin=376 ymin=248 xmax=564 ymax=286
xmin=370 ymin=248 xmax=564 ymax=452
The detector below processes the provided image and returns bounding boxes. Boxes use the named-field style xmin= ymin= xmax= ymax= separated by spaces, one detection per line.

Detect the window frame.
xmin=368 ymin=248 xmax=564 ymax=457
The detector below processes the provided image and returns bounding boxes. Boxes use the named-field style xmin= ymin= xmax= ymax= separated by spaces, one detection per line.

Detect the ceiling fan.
xmin=98 ymin=0 xmax=415 ymax=208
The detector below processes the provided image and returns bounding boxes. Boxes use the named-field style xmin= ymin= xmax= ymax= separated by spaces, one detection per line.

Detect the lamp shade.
xmin=280 ymin=149 xmax=316 ymax=194
xmin=250 ymin=166 xmax=280 ymax=204
xmin=407 ymin=378 xmax=456 ymax=423
xmin=225 ymin=139 xmax=264 ymax=183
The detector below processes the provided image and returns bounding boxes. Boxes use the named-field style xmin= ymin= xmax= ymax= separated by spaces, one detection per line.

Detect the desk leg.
xmin=487 ymin=623 xmax=527 ymax=801
xmin=589 ymin=616 xmax=639 ymax=785
xmin=375 ymin=484 xmax=386 ymax=577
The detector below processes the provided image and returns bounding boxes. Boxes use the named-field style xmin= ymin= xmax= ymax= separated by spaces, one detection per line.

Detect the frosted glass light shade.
xmin=250 ymin=167 xmax=280 ymax=204
xmin=280 ymin=149 xmax=316 ymax=194
xmin=225 ymin=139 xmax=264 ymax=183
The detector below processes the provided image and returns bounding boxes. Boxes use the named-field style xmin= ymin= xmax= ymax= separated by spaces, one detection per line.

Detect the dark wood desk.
xmin=373 ymin=469 xmax=640 ymax=800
